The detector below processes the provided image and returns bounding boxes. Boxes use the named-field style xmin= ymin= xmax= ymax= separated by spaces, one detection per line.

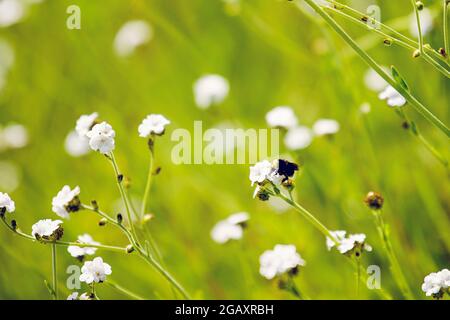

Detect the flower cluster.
xmin=193 ymin=74 xmax=229 ymax=109
xmin=326 ymin=230 xmax=372 ymax=257
xmin=421 ymin=269 xmax=450 ymax=299
xmin=138 ymin=114 xmax=171 ymax=138
xmin=259 ymin=244 xmax=306 ymax=280
xmin=67 ymin=292 xmax=92 ymax=300
xmin=79 ymin=257 xmax=112 ymax=284
xmin=265 ymin=106 xmax=340 ymax=151
xmin=68 ymin=234 xmax=100 ymax=260
xmin=114 ymin=20 xmax=152 ymax=57
xmin=52 ymin=185 xmax=81 ymax=219
xmin=31 ymin=219 xmax=64 ymax=242
xmin=0 ymin=192 xmax=15 ymax=214
xmin=211 ymin=212 xmax=249 ymax=244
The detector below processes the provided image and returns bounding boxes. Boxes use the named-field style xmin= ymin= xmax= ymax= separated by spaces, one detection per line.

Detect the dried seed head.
xmin=256 ymin=189 xmax=270 ymax=201
xmin=65 ymin=196 xmax=81 ymax=213
xmin=364 ymin=191 xmax=384 ymax=210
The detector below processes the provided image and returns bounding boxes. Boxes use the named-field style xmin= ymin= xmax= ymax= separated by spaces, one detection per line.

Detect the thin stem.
xmin=371 ymin=210 xmax=414 ymax=299
xmin=106 ymin=280 xmax=146 ymax=300
xmin=139 ymin=249 xmax=191 ymax=300
xmin=411 ymin=0 xmax=424 ymax=53
xmin=51 ymin=243 xmax=58 ymax=300
xmin=356 ymin=257 xmax=361 ymax=299
xmin=141 ymin=144 xmax=154 ymax=218
xmin=302 ymin=0 xmax=450 ymax=137
xmin=277 ymin=192 xmax=339 ymax=245
xmin=109 ymin=152 xmax=139 ymax=243
xmin=445 ymin=0 xmax=450 ymax=60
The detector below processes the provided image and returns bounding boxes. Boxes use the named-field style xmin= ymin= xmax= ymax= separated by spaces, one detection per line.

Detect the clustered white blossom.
xmin=193 ymin=74 xmax=229 ymax=109
xmin=211 ymin=212 xmax=249 ymax=244
xmin=67 ymin=292 xmax=91 ymax=300
xmin=265 ymin=106 xmax=339 ymax=151
xmin=378 ymin=85 xmax=406 ymax=107
xmin=326 ymin=230 xmax=372 ymax=256
xmin=0 ymin=192 xmax=15 ymax=213
xmin=421 ymin=268 xmax=450 ymax=299
xmin=79 ymin=257 xmax=112 ymax=284
xmin=259 ymin=244 xmax=306 ymax=280
xmin=138 ymin=114 xmax=171 ymax=137
xmin=75 ymin=112 xmax=99 ymax=137
xmin=31 ymin=219 xmax=63 ymax=241
xmin=364 ymin=68 xmax=407 ymax=108
xmin=86 ymin=121 xmax=116 ymax=154
xmin=52 ymin=185 xmax=81 ymax=219
xmin=67 ymin=234 xmax=100 ymax=259
xmin=114 ymin=20 xmax=152 ymax=57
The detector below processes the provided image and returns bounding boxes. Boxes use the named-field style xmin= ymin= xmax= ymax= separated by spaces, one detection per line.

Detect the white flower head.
xmin=359 ymin=103 xmax=371 ymax=114
xmin=79 ymin=257 xmax=112 ymax=284
xmin=265 ymin=106 xmax=298 ymax=129
xmin=68 ymin=234 xmax=100 ymax=259
xmin=312 ymin=119 xmax=340 ymax=136
xmin=421 ymin=269 xmax=450 ymax=298
xmin=211 ymin=220 xmax=243 ymax=244
xmin=364 ymin=68 xmax=389 ymax=92
xmin=409 ymin=8 xmax=433 ymax=38
xmin=1 ymin=124 xmax=28 ymax=149
xmin=31 ymin=219 xmax=63 ymax=241
xmin=65 ymin=131 xmax=91 ymax=157
xmin=52 ymin=185 xmax=81 ymax=219
xmin=249 ymin=160 xmax=273 ymax=186
xmin=67 ymin=292 xmax=92 ymax=300
xmin=227 ymin=211 xmax=250 ymax=226
xmin=284 ymin=126 xmax=313 ymax=150
xmin=327 ymin=231 xmax=372 ymax=255
xmin=114 ymin=20 xmax=152 ymax=57
xmin=138 ymin=114 xmax=170 ymax=137
xmin=259 ymin=244 xmax=306 ymax=280
xmin=0 ymin=192 xmax=15 ymax=213
xmin=75 ymin=112 xmax=99 ymax=137
xmin=378 ymin=85 xmax=406 ymax=107
xmin=193 ymin=74 xmax=229 ymax=109
xmin=0 ymin=0 xmax=26 ymax=28
xmin=86 ymin=122 xmax=115 ymax=154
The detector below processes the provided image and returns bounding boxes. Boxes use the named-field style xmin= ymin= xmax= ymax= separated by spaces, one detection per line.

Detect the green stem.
xmin=371 ymin=210 xmax=414 ymax=299
xmin=141 ymin=144 xmax=154 ymax=218
xmin=277 ymin=192 xmax=339 ymax=245
xmin=106 ymin=280 xmax=146 ymax=300
xmin=411 ymin=0 xmax=424 ymax=53
xmin=303 ymin=0 xmax=450 ymax=137
xmin=109 ymin=152 xmax=140 ymax=243
xmin=51 ymin=243 xmax=58 ymax=300
xmin=445 ymin=0 xmax=450 ymax=60
xmin=139 ymin=249 xmax=191 ymax=300
xmin=356 ymin=256 xmax=361 ymax=299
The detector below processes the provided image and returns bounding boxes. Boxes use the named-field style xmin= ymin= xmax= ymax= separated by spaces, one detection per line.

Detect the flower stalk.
xmin=51 ymin=243 xmax=58 ymax=300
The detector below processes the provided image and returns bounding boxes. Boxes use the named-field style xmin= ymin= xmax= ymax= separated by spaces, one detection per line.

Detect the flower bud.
xmin=383 ymin=38 xmax=393 ymax=46
xmin=364 ymin=191 xmax=384 ymax=210
xmin=413 ymin=49 xmax=421 ymax=58
xmin=282 ymin=178 xmax=295 ymax=191
xmin=117 ymin=174 xmax=124 ymax=183
xmin=117 ymin=213 xmax=123 ymax=224
xmin=126 ymin=244 xmax=135 ymax=253
xmin=11 ymin=220 xmax=17 ymax=231
xmin=91 ymin=200 xmax=99 ymax=211
xmin=439 ymin=48 xmax=447 ymax=58
xmin=415 ymin=1 xmax=424 ymax=10
xmin=142 ymin=213 xmax=154 ymax=224
xmin=98 ymin=218 xmax=107 ymax=226
xmin=0 ymin=207 xmax=5 ymax=218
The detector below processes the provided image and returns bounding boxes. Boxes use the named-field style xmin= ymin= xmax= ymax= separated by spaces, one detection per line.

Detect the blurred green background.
xmin=0 ymin=0 xmax=448 ymax=299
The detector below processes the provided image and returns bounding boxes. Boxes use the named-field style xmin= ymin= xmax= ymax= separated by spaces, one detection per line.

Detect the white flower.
xmin=327 ymin=231 xmax=372 ymax=255
xmin=193 ymin=74 xmax=229 ymax=109
xmin=79 ymin=257 xmax=112 ymax=284
xmin=86 ymin=122 xmax=115 ymax=154
xmin=422 ymin=269 xmax=450 ymax=297
xmin=75 ymin=112 xmax=98 ymax=137
xmin=0 ymin=0 xmax=25 ymax=28
xmin=259 ymin=244 xmax=306 ymax=280
xmin=65 ymin=131 xmax=91 ymax=157
xmin=227 ymin=212 xmax=249 ymax=225
xmin=0 ymin=124 xmax=28 ymax=149
xmin=378 ymin=85 xmax=406 ymax=107
xmin=114 ymin=20 xmax=152 ymax=57
xmin=409 ymin=8 xmax=433 ymax=38
xmin=284 ymin=126 xmax=313 ymax=150
xmin=265 ymin=106 xmax=298 ymax=129
xmin=68 ymin=234 xmax=100 ymax=258
xmin=359 ymin=103 xmax=371 ymax=114
xmin=364 ymin=68 xmax=388 ymax=92
xmin=210 ymin=220 xmax=243 ymax=244
xmin=52 ymin=185 xmax=80 ymax=219
xmin=31 ymin=219 xmax=63 ymax=240
xmin=67 ymin=292 xmax=91 ymax=300
xmin=0 ymin=192 xmax=15 ymax=213
xmin=138 ymin=114 xmax=170 ymax=137
xmin=249 ymin=160 xmax=273 ymax=185
xmin=312 ymin=119 xmax=340 ymax=136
